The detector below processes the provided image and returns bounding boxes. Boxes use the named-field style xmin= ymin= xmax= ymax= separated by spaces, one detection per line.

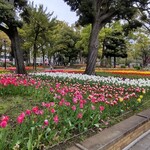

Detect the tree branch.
xmin=0 ymin=25 xmax=10 ymax=36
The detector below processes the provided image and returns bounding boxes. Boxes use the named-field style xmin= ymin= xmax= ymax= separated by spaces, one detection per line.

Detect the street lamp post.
xmin=4 ymin=40 xmax=6 ymax=69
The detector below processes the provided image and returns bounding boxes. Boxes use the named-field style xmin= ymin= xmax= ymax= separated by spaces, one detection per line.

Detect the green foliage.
xmin=75 ymin=25 xmax=91 ymax=58
xmin=104 ymin=31 xmax=127 ymax=58
xmin=64 ymin=0 xmax=94 ymax=25
xmin=0 ymin=0 xmax=16 ymax=25
xmin=120 ymin=65 xmax=126 ymax=68
xmin=0 ymin=0 xmax=28 ymax=74
xmin=19 ymin=3 xmax=56 ymax=67
xmin=128 ymin=31 xmax=150 ymax=67
xmin=0 ymin=0 xmax=28 ymax=27
xmin=64 ymin=0 xmax=148 ymax=26
xmin=138 ymin=2 xmax=150 ymax=33
xmin=50 ymin=21 xmax=80 ymax=65
xmin=20 ymin=3 xmax=55 ymax=47
xmin=134 ymin=66 xmax=141 ymax=70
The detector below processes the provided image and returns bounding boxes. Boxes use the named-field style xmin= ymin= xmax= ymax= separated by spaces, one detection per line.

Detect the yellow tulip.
xmin=119 ymin=97 xmax=123 ymax=102
xmin=137 ymin=98 xmax=141 ymax=103
xmin=139 ymin=95 xmax=143 ymax=99
xmin=142 ymin=90 xmax=146 ymax=94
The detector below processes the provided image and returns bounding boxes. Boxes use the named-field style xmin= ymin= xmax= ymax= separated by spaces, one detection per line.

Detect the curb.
xmin=67 ymin=109 xmax=150 ymax=150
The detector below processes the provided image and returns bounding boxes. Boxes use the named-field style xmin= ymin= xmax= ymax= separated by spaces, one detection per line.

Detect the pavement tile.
xmin=80 ymin=128 xmax=122 ymax=150
xmin=137 ymin=137 xmax=150 ymax=148
xmin=129 ymin=145 xmax=146 ymax=150
xmin=137 ymin=109 xmax=150 ymax=120
xmin=112 ymin=116 xmax=147 ymax=136
xmin=146 ymin=134 xmax=150 ymax=139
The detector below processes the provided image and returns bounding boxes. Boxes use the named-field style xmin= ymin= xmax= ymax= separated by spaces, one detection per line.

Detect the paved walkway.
xmin=123 ymin=130 xmax=150 ymax=150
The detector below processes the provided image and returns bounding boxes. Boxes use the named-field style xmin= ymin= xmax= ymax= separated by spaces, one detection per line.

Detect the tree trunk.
xmin=9 ymin=27 xmax=27 ymax=74
xmin=84 ymin=21 xmax=102 ymax=75
xmin=100 ymin=39 xmax=105 ymax=67
xmin=42 ymin=49 xmax=45 ymax=67
xmin=107 ymin=56 xmax=112 ymax=68
xmin=33 ymin=44 xmax=37 ymax=71
xmin=143 ymin=54 xmax=148 ymax=67
xmin=114 ymin=56 xmax=116 ymax=68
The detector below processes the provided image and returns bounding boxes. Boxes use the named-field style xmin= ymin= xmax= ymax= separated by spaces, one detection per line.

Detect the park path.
xmin=123 ymin=129 xmax=150 ymax=150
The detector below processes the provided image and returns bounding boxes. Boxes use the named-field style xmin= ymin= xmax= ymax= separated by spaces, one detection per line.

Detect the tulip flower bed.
xmin=44 ymin=69 xmax=83 ymax=74
xmin=104 ymin=70 xmax=150 ymax=77
xmin=0 ymin=68 xmax=10 ymax=74
xmin=5 ymin=66 xmax=44 ymax=73
xmin=0 ymin=73 xmax=149 ymax=149
xmin=44 ymin=69 xmax=150 ymax=78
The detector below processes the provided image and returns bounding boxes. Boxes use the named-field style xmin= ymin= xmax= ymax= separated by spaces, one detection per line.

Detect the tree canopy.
xmin=49 ymin=21 xmax=80 ymax=66
xmin=19 ymin=3 xmax=55 ymax=70
xmin=64 ymin=0 xmax=149 ymax=75
xmin=0 ymin=0 xmax=29 ymax=74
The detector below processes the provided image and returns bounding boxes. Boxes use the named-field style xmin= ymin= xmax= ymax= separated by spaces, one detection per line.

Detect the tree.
xmin=0 ymin=0 xmax=28 ymax=74
xmin=18 ymin=27 xmax=32 ymax=64
xmin=64 ymin=0 xmax=148 ymax=75
xmin=134 ymin=33 xmax=150 ymax=67
xmin=75 ymin=25 xmax=91 ymax=63
xmin=19 ymin=3 xmax=55 ymax=70
xmin=104 ymin=31 xmax=127 ymax=68
xmin=76 ymin=24 xmax=104 ymax=64
xmin=49 ymin=21 xmax=80 ymax=66
xmin=136 ymin=1 xmax=150 ymax=33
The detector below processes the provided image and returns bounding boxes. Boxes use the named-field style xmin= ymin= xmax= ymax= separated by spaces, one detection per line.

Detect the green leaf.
xmin=94 ymin=123 xmax=100 ymax=128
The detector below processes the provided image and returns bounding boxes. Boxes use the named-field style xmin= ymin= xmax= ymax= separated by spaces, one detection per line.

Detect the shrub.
xmin=120 ymin=65 xmax=126 ymax=68
xmin=134 ymin=66 xmax=141 ymax=70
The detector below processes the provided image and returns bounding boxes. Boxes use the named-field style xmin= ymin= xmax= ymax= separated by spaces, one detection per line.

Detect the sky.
xmin=31 ymin=0 xmax=78 ymax=25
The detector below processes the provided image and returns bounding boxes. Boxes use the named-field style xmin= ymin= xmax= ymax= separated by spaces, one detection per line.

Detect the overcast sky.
xmin=30 ymin=0 xmax=78 ymax=25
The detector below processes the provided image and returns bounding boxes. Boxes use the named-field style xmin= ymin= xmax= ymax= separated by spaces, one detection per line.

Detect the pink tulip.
xmin=71 ymin=105 xmax=76 ymax=111
xmin=36 ymin=110 xmax=44 ymax=115
xmin=51 ymin=108 xmax=56 ymax=114
xmin=17 ymin=112 xmax=25 ymax=124
xmin=72 ymin=97 xmax=78 ymax=104
xmin=79 ymin=103 xmax=83 ymax=109
xmin=17 ymin=116 xmax=24 ymax=124
xmin=50 ymin=102 xmax=55 ymax=106
xmin=99 ymin=106 xmax=105 ymax=112
xmin=91 ymin=98 xmax=96 ymax=103
xmin=56 ymin=83 xmax=61 ymax=88
xmin=59 ymin=101 xmax=63 ymax=106
xmin=20 ymin=112 xmax=25 ymax=118
xmin=44 ymin=119 xmax=49 ymax=126
xmin=32 ymin=106 xmax=39 ymax=114
xmin=42 ymin=102 xmax=46 ymax=107
xmin=91 ymin=105 xmax=95 ymax=110
xmin=77 ymin=113 xmax=83 ymax=119
xmin=1 ymin=115 xmax=9 ymax=122
xmin=0 ymin=121 xmax=7 ymax=128
xmin=25 ymin=109 xmax=31 ymax=115
xmin=50 ymin=87 xmax=54 ymax=92
xmin=53 ymin=115 xmax=59 ymax=124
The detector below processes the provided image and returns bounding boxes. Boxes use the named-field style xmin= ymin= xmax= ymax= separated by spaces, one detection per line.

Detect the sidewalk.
xmin=67 ymin=109 xmax=150 ymax=150
xmin=124 ymin=129 xmax=150 ymax=150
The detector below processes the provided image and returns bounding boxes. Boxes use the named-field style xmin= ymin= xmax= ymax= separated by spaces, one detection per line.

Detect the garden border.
xmin=67 ymin=109 xmax=150 ymax=150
